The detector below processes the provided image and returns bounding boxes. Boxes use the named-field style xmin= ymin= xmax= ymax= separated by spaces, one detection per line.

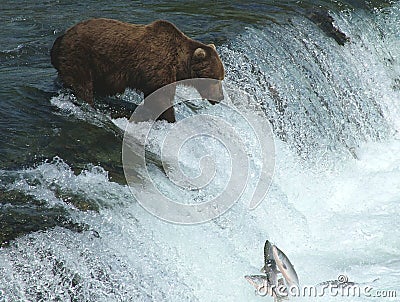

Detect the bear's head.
xmin=191 ymin=44 xmax=225 ymax=104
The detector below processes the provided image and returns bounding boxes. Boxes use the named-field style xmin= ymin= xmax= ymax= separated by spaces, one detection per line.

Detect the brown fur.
xmin=50 ymin=18 xmax=225 ymax=122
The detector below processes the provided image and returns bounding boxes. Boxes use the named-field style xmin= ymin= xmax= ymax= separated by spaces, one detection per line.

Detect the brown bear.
xmin=50 ymin=18 xmax=225 ymax=122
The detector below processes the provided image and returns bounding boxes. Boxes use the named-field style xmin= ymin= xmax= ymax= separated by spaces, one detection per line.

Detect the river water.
xmin=0 ymin=1 xmax=399 ymax=301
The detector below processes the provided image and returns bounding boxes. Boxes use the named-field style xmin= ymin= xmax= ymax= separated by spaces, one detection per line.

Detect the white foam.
xmin=1 ymin=133 xmax=399 ymax=301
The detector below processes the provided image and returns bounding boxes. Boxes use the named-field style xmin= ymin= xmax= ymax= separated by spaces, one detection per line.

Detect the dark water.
xmin=0 ymin=1 xmax=399 ymax=301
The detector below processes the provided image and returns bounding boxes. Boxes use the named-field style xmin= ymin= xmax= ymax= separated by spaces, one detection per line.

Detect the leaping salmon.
xmin=245 ymin=240 xmax=299 ymax=300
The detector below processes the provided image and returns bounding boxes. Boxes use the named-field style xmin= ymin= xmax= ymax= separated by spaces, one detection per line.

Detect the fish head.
xmin=244 ymin=275 xmax=274 ymax=297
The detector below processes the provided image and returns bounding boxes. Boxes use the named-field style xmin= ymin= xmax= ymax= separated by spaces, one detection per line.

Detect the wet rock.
xmin=0 ymin=190 xmax=88 ymax=246
xmin=307 ymin=10 xmax=350 ymax=46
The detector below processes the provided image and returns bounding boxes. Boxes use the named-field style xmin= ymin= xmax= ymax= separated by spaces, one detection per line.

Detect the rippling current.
xmin=1 ymin=1 xmax=399 ymax=301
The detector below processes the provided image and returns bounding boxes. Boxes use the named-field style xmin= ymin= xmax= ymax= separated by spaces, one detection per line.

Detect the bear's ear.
xmin=194 ymin=48 xmax=206 ymax=60
xmin=208 ymin=43 xmax=216 ymax=50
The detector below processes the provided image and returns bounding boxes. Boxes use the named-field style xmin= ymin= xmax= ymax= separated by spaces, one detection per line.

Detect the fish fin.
xmin=264 ymin=240 xmax=270 ymax=266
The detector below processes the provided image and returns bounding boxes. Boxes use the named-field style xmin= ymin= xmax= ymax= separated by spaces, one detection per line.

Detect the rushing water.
xmin=1 ymin=1 xmax=400 ymax=301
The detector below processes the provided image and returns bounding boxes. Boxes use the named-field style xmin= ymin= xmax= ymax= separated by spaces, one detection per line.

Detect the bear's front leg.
xmin=156 ymin=81 xmax=177 ymax=123
xmin=157 ymin=107 xmax=176 ymax=123
xmin=145 ymin=74 xmax=177 ymax=123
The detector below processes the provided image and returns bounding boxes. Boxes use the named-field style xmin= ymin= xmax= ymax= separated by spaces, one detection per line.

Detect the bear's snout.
xmin=196 ymin=81 xmax=224 ymax=105
xmin=208 ymin=81 xmax=224 ymax=105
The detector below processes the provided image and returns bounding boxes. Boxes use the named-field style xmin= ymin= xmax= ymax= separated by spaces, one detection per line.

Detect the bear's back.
xmin=65 ymin=18 xmax=144 ymax=42
xmin=65 ymin=18 xmax=185 ymax=41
